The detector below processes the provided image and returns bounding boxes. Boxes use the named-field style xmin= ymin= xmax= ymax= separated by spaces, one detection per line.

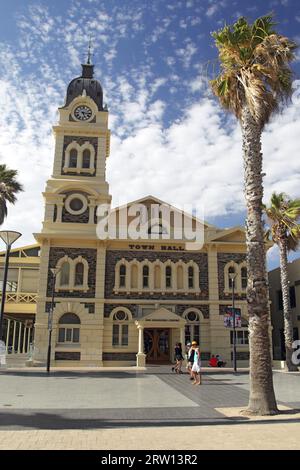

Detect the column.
xmin=5 ymin=319 xmax=11 ymax=353
xmin=88 ymin=197 xmax=97 ymax=224
xmin=12 ymin=321 xmax=17 ymax=353
xmin=180 ymin=326 xmax=185 ymax=347
xmin=22 ymin=326 xmax=27 ymax=353
xmin=17 ymin=323 xmax=22 ymax=353
xmin=56 ymin=202 xmax=64 ymax=223
xmin=136 ymin=325 xmax=146 ymax=367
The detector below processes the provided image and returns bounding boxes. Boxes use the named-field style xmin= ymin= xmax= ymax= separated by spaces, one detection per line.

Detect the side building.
xmin=269 ymin=258 xmax=300 ymax=360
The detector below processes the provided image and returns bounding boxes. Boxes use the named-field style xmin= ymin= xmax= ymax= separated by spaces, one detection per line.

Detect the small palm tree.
xmin=0 ymin=164 xmax=23 ymax=225
xmin=264 ymin=192 xmax=300 ymax=371
xmin=211 ymin=15 xmax=297 ymax=415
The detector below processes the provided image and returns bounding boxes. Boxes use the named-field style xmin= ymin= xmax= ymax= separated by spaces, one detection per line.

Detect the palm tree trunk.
xmin=278 ymin=239 xmax=298 ymax=371
xmin=241 ymin=107 xmax=278 ymax=415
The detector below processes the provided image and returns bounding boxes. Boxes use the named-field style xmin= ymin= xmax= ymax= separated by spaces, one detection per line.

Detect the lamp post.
xmin=229 ymin=271 xmax=237 ymax=373
xmin=46 ymin=267 xmax=60 ymax=374
xmin=0 ymin=231 xmax=22 ymax=366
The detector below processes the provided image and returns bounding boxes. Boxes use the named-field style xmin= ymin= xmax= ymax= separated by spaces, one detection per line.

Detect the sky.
xmin=0 ymin=0 xmax=300 ymax=270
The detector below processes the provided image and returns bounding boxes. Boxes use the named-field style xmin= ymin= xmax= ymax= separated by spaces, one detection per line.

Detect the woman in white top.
xmin=191 ymin=344 xmax=201 ymax=385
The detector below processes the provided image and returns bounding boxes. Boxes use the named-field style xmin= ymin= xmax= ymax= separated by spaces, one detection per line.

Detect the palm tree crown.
xmin=211 ymin=15 xmax=297 ymax=126
xmin=0 ymin=164 xmax=23 ymax=225
xmin=264 ymin=192 xmax=300 ymax=251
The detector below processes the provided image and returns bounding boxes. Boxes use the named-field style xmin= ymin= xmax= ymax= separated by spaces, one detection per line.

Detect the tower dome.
xmin=64 ymin=62 xmax=104 ymax=111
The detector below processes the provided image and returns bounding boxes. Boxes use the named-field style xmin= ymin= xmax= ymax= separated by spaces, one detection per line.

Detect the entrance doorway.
xmin=144 ymin=329 xmax=170 ymax=363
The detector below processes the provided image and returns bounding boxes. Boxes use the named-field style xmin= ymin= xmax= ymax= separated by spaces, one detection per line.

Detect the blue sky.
xmin=0 ymin=0 xmax=300 ymax=270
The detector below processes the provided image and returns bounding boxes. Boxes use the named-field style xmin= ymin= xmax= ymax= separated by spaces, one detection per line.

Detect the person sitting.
xmin=216 ymin=354 xmax=226 ymax=367
xmin=209 ymin=355 xmax=218 ymax=367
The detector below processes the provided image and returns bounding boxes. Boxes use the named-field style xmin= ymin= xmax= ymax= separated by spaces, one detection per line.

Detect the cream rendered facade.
xmin=17 ymin=61 xmax=251 ymax=368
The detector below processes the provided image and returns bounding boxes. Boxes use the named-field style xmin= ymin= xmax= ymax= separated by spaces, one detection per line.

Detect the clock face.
xmin=74 ymin=105 xmax=92 ymax=121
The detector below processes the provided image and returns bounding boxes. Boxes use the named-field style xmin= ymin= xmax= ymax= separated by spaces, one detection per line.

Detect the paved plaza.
xmin=0 ymin=366 xmax=299 ymax=449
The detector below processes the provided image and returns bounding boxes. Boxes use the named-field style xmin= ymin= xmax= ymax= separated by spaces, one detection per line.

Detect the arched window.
xmin=166 ymin=266 xmax=172 ymax=288
xmin=60 ymin=262 xmax=70 ymax=286
xmin=184 ymin=310 xmax=200 ymax=346
xmin=241 ymin=266 xmax=247 ymax=290
xmin=143 ymin=265 xmax=149 ymax=288
xmin=112 ymin=310 xmax=129 ymax=347
xmin=74 ymin=262 xmax=84 ymax=286
xmin=228 ymin=266 xmax=236 ymax=289
xmin=119 ymin=265 xmax=126 ymax=288
xmin=188 ymin=266 xmax=194 ymax=289
xmin=58 ymin=313 xmax=80 ymax=344
xmin=69 ymin=149 xmax=77 ymax=168
xmin=82 ymin=149 xmax=90 ymax=169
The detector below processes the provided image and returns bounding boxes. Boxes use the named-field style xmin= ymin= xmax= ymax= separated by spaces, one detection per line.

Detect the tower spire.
xmin=87 ymin=36 xmax=92 ymax=65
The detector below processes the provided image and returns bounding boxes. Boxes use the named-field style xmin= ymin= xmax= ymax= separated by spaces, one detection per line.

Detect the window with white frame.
xmin=58 ymin=313 xmax=80 ymax=344
xmin=184 ymin=310 xmax=200 ymax=345
xmin=241 ymin=266 xmax=247 ymax=290
xmin=112 ymin=310 xmax=129 ymax=347
xmin=166 ymin=266 xmax=172 ymax=288
xmin=119 ymin=265 xmax=126 ymax=288
xmin=60 ymin=262 xmax=70 ymax=287
xmin=55 ymin=256 xmax=89 ymax=291
xmin=188 ymin=266 xmax=194 ymax=289
xmin=143 ymin=265 xmax=149 ymax=288
xmin=63 ymin=142 xmax=95 ymax=174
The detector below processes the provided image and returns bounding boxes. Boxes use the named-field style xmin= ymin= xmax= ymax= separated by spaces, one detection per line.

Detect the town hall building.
xmin=0 ymin=59 xmax=250 ymax=368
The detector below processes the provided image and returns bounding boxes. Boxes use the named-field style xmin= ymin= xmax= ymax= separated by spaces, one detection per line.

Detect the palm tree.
xmin=264 ymin=192 xmax=300 ymax=372
xmin=210 ymin=15 xmax=297 ymax=415
xmin=0 ymin=164 xmax=23 ymax=225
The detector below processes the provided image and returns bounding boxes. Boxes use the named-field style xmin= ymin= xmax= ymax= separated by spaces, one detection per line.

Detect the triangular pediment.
xmin=141 ymin=307 xmax=185 ymax=323
xmin=208 ymin=226 xmax=246 ymax=243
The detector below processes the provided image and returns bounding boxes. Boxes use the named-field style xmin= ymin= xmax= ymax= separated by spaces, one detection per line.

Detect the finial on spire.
xmin=87 ymin=36 xmax=92 ymax=64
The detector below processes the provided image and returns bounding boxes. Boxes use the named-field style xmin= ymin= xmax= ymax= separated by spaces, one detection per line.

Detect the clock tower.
xmin=33 ymin=58 xmax=111 ymax=366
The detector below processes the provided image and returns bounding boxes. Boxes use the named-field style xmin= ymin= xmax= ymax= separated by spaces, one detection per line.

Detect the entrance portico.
xmin=135 ymin=307 xmax=186 ymax=367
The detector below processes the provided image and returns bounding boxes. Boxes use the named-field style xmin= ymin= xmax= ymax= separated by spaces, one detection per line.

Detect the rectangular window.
xmin=185 ymin=325 xmax=191 ymax=345
xmin=58 ymin=328 xmax=65 ymax=343
xmin=193 ymin=325 xmax=200 ymax=345
xmin=277 ymin=287 xmax=296 ymax=310
xmin=290 ymin=286 xmax=296 ymax=309
xmin=121 ymin=325 xmax=129 ymax=346
xmin=230 ymin=330 xmax=249 ymax=345
xmin=112 ymin=325 xmax=119 ymax=346
xmin=66 ymin=329 xmax=72 ymax=342
xmin=73 ymin=328 xmax=80 ymax=343
xmin=277 ymin=290 xmax=283 ymax=310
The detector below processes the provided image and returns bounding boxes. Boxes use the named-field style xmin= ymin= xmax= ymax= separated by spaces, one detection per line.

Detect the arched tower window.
xmin=60 ymin=262 xmax=70 ymax=286
xmin=82 ymin=149 xmax=91 ymax=169
xmin=69 ymin=149 xmax=78 ymax=168
xmin=74 ymin=262 xmax=84 ymax=286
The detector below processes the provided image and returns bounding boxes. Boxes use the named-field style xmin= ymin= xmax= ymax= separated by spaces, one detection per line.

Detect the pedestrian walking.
xmin=172 ymin=342 xmax=184 ymax=374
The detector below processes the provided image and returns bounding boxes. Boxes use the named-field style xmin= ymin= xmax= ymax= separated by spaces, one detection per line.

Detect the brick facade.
xmin=61 ymin=136 xmax=98 ymax=176
xmin=47 ymin=247 xmax=97 ymax=298
xmin=105 ymin=250 xmax=209 ymax=300
xmin=217 ymin=253 xmax=247 ymax=300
